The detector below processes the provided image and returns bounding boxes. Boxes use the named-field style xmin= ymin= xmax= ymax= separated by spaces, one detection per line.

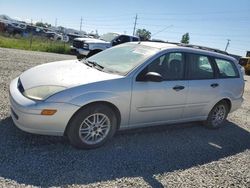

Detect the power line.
xmin=137 ymin=9 xmax=250 ymax=16
xmin=151 ymin=25 xmax=173 ymax=37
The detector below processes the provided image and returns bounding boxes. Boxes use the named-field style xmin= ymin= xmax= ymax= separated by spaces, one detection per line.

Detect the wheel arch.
xmin=213 ymin=98 xmax=232 ymax=112
xmin=64 ymin=101 xmax=121 ymax=136
xmin=221 ymin=98 xmax=232 ymax=112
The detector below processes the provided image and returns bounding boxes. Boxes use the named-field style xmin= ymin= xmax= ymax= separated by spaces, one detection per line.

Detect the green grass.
xmin=0 ymin=34 xmax=71 ymax=54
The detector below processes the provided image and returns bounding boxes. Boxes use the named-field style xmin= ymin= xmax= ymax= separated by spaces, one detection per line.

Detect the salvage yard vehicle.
xmin=239 ymin=51 xmax=250 ymax=75
xmin=71 ymin=32 xmax=139 ymax=59
xmin=9 ymin=42 xmax=244 ymax=149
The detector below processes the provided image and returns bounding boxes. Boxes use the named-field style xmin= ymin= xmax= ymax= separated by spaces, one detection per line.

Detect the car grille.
xmin=73 ymin=40 xmax=83 ymax=48
xmin=17 ymin=78 xmax=24 ymax=94
xmin=11 ymin=108 xmax=19 ymax=120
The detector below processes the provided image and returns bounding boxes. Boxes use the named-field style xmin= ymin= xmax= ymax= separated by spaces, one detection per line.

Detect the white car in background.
xmin=72 ymin=32 xmax=140 ymax=59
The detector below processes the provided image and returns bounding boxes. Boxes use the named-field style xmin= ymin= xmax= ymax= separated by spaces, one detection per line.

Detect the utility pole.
xmin=132 ymin=14 xmax=138 ymax=36
xmin=225 ymin=39 xmax=231 ymax=51
xmin=55 ymin=18 xmax=57 ymax=27
xmin=80 ymin=17 xmax=83 ymax=32
xmin=151 ymin=25 xmax=173 ymax=37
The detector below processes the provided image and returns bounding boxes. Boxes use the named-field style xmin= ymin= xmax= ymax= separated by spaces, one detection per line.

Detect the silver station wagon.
xmin=9 ymin=42 xmax=244 ymax=149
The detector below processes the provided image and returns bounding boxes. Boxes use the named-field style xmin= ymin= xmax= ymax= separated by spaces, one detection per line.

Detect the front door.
xmin=129 ymin=52 xmax=188 ymax=126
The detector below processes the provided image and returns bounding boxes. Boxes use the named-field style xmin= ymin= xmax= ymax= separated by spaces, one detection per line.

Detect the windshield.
xmin=99 ymin=33 xmax=119 ymax=42
xmin=86 ymin=43 xmax=159 ymax=75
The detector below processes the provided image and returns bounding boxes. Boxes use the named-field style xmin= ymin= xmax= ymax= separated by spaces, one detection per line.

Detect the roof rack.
xmin=148 ymin=40 xmax=229 ymax=56
xmin=177 ymin=43 xmax=229 ymax=55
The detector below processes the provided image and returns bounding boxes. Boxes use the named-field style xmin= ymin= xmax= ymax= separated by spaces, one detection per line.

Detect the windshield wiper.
xmin=82 ymin=59 xmax=92 ymax=67
xmin=86 ymin=60 xmax=104 ymax=71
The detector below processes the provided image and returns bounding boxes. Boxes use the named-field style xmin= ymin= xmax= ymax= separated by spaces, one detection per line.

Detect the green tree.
xmin=181 ymin=32 xmax=190 ymax=44
xmin=136 ymin=28 xmax=151 ymax=41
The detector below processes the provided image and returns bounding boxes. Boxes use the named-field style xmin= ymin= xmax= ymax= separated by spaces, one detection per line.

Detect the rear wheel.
xmin=67 ymin=104 xmax=117 ymax=149
xmin=204 ymin=101 xmax=229 ymax=129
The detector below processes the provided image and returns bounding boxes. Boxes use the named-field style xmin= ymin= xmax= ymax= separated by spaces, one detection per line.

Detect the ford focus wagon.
xmin=9 ymin=42 xmax=244 ymax=149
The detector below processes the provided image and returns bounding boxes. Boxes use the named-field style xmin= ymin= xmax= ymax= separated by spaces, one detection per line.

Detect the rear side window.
xmin=187 ymin=53 xmax=215 ymax=80
xmin=215 ymin=58 xmax=239 ymax=78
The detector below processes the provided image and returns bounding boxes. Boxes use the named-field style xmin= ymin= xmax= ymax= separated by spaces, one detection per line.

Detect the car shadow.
xmin=0 ymin=116 xmax=250 ymax=187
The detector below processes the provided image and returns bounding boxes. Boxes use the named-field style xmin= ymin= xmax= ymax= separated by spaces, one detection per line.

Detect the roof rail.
xmin=148 ymin=40 xmax=229 ymax=55
xmin=177 ymin=43 xmax=229 ymax=55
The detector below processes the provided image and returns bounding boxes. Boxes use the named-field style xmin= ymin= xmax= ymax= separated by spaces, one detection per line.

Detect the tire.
xmin=204 ymin=101 xmax=229 ymax=129
xmin=76 ymin=53 xmax=85 ymax=60
xmin=67 ymin=104 xmax=117 ymax=149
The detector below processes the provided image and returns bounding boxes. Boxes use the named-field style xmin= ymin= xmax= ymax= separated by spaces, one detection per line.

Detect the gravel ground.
xmin=0 ymin=47 xmax=249 ymax=188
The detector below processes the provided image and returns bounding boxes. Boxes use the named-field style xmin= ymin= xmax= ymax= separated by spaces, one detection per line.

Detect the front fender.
xmin=68 ymin=90 xmax=131 ymax=126
xmin=69 ymin=91 xmax=119 ymax=107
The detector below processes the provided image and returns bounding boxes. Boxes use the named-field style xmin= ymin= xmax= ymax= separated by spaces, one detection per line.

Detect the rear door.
xmin=183 ymin=53 xmax=220 ymax=119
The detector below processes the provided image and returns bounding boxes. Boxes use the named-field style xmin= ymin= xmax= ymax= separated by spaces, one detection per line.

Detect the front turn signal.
xmin=41 ymin=109 xmax=57 ymax=116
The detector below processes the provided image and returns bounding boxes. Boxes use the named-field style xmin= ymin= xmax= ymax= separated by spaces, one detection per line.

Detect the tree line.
xmin=136 ymin=28 xmax=190 ymax=44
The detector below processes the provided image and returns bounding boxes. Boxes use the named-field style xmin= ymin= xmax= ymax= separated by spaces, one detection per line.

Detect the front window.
xmin=112 ymin=35 xmax=131 ymax=46
xmin=99 ymin=33 xmax=119 ymax=42
xmin=142 ymin=52 xmax=184 ymax=80
xmin=87 ymin=43 xmax=159 ymax=75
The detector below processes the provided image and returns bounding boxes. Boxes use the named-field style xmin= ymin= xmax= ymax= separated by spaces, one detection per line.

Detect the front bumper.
xmin=70 ymin=46 xmax=77 ymax=55
xmin=77 ymin=48 xmax=90 ymax=56
xmin=9 ymin=77 xmax=80 ymax=136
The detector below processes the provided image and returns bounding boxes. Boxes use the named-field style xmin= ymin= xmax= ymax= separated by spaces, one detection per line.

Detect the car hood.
xmin=74 ymin=37 xmax=95 ymax=41
xmin=20 ymin=60 xmax=122 ymax=90
xmin=75 ymin=37 xmax=110 ymax=44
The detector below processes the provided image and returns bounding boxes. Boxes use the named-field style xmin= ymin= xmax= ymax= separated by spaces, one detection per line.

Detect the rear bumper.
xmin=230 ymin=97 xmax=243 ymax=113
xmin=9 ymin=77 xmax=80 ymax=136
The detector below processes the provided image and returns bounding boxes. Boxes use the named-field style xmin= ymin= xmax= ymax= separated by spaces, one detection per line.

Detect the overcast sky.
xmin=1 ymin=0 xmax=250 ymax=56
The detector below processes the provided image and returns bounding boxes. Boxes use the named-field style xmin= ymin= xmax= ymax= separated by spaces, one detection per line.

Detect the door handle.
xmin=210 ymin=83 xmax=219 ymax=88
xmin=173 ymin=85 xmax=185 ymax=91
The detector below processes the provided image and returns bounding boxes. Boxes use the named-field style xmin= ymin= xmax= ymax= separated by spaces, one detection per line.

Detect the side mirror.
xmin=144 ymin=72 xmax=163 ymax=82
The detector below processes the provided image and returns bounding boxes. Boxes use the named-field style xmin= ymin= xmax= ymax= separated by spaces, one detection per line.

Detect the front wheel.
xmin=67 ymin=104 xmax=118 ymax=149
xmin=204 ymin=101 xmax=229 ymax=129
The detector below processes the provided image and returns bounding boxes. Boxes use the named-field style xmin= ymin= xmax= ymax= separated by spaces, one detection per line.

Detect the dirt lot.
xmin=0 ymin=48 xmax=249 ymax=188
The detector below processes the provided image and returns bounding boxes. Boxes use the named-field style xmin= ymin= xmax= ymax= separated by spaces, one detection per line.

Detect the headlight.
xmin=83 ymin=43 xmax=89 ymax=49
xmin=23 ymin=86 xmax=66 ymax=100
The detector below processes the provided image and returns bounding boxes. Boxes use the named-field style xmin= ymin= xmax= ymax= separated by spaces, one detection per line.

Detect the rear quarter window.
xmin=214 ymin=58 xmax=239 ymax=78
